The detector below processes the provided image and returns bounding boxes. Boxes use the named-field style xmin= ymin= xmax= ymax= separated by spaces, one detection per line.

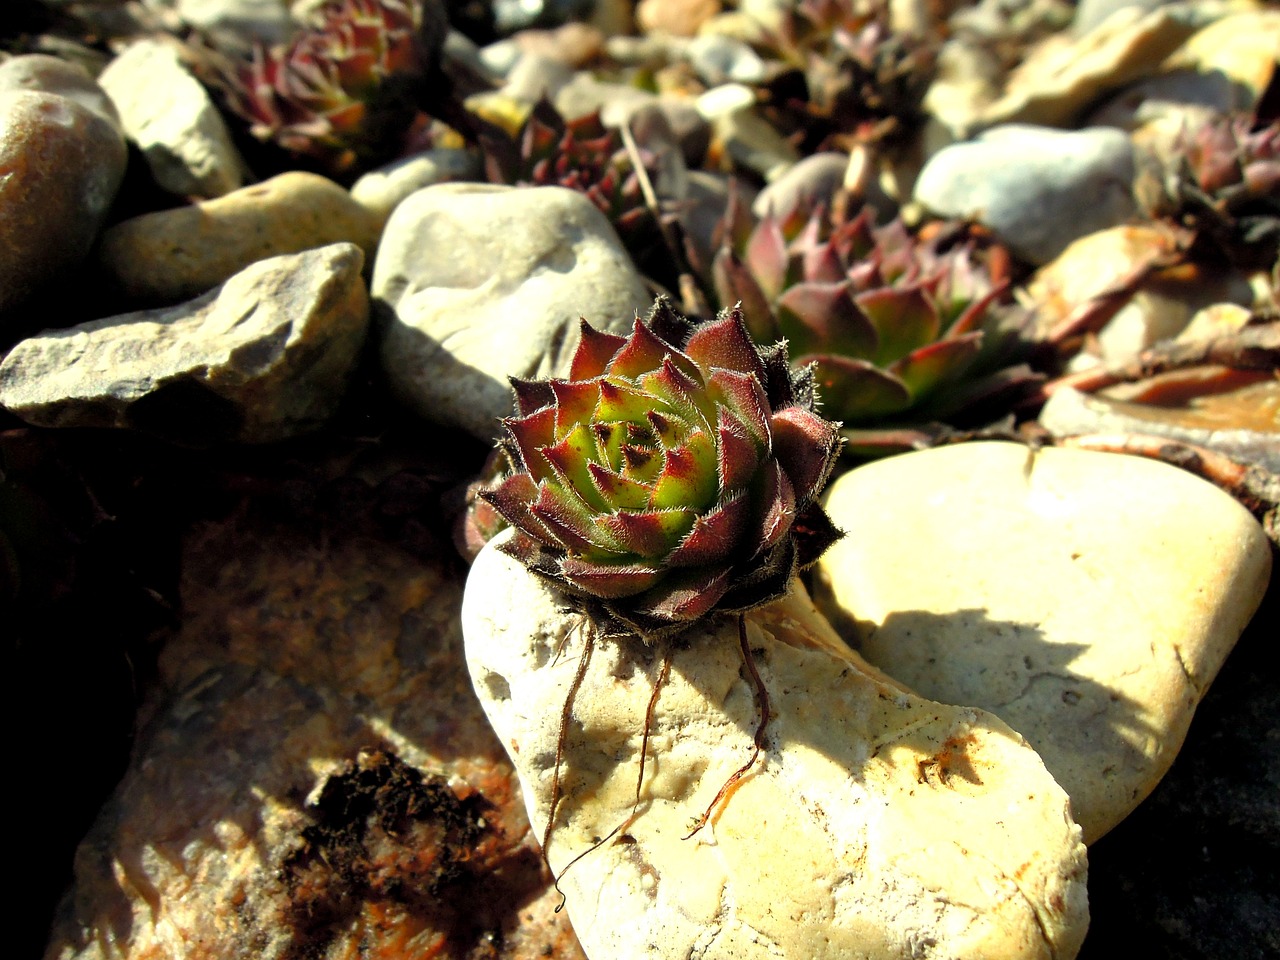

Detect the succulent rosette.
xmin=500 ymin=99 xmax=658 ymax=245
xmin=712 ymin=200 xmax=1037 ymax=425
xmin=1149 ymin=113 xmax=1280 ymax=270
xmin=220 ymin=0 xmax=444 ymax=174
xmin=482 ymin=299 xmax=843 ymax=641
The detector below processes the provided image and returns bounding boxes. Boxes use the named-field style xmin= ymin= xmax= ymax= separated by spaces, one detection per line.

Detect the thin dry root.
xmin=549 ymin=642 xmax=674 ymax=910
xmin=685 ymin=615 xmax=772 ymax=839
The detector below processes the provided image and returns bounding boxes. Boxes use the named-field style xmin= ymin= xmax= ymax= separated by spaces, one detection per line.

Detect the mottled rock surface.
xmin=95 ymin=171 xmax=381 ymax=305
xmin=464 ymin=539 xmax=1090 ymax=960
xmin=815 ymin=442 xmax=1272 ymax=843
xmin=44 ymin=509 xmax=584 ymax=960
xmin=0 ymin=244 xmax=369 ymax=444
xmin=372 ymin=183 xmax=649 ymax=441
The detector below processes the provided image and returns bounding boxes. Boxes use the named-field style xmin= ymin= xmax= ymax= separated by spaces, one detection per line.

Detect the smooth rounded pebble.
xmin=372 ymin=183 xmax=649 ymax=440
xmin=0 ymin=89 xmax=127 ymax=319
xmin=464 ymin=537 xmax=1090 ymax=960
xmin=913 ymin=124 xmax=1138 ymax=264
xmin=95 ymin=171 xmax=381 ymax=306
xmin=815 ymin=442 xmax=1272 ymax=843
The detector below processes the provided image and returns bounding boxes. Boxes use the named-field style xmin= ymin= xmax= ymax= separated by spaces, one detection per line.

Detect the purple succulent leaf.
xmin=791 ymin=500 xmax=844 ymax=570
xmin=550 ymin=379 xmax=601 ymax=436
xmin=707 ymin=368 xmax=771 ymax=447
xmin=754 ymin=460 xmax=797 ymax=553
xmin=888 ymin=332 xmax=984 ymax=402
xmin=542 ymin=424 xmax=608 ymax=511
xmin=716 ymin=407 xmax=762 ymax=493
xmin=560 ymin=557 xmax=665 ymax=598
xmin=855 ymin=285 xmax=941 ymax=366
xmin=775 ymin=281 xmax=878 ymax=360
xmin=768 ymin=406 xmax=843 ymax=504
xmin=510 ymin=377 xmax=555 ymax=417
xmin=504 ymin=406 xmax=557 ymax=481
xmin=802 ymin=241 xmax=848 ymax=285
xmin=711 ymin=248 xmax=779 ymax=344
xmin=684 ymin=308 xmax=768 ymax=383
xmin=651 ymin=430 xmax=718 ymax=509
xmin=570 ymin=319 xmax=628 ymax=380
xmin=587 ymin=461 xmax=654 ymax=511
xmin=482 ymin=473 xmax=553 ymax=544
xmin=801 ymin=354 xmax=913 ymax=422
xmin=530 ymin=482 xmax=622 ymax=557
xmin=664 ymin=491 xmax=748 ymax=567
xmin=629 ymin=566 xmax=732 ymax=623
xmin=745 ymin=215 xmax=790 ymax=301
xmin=600 ymin=507 xmax=697 ymax=559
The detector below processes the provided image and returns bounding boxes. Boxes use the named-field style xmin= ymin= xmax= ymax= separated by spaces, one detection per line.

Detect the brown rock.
xmin=44 ymin=515 xmax=585 ymax=960
xmin=636 ymin=0 xmax=721 ymax=37
xmin=94 ymin=171 xmax=381 ymax=306
xmin=0 ymin=89 xmax=127 ymax=319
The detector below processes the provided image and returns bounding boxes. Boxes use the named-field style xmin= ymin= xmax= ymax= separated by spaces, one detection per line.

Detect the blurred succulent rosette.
xmin=481 ymin=299 xmax=843 ymax=640
xmin=217 ymin=0 xmax=446 ymax=175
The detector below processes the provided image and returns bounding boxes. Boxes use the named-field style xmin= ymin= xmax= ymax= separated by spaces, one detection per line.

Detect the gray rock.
xmin=175 ymin=0 xmax=294 ymax=45
xmin=752 ymin=151 xmax=848 ymax=219
xmin=0 ymin=90 xmax=127 ymax=321
xmin=98 ymin=38 xmax=247 ymax=199
xmin=913 ymin=124 xmax=1138 ymax=264
xmin=372 ymin=183 xmax=648 ymax=440
xmin=685 ymin=33 xmax=768 ymax=85
xmin=0 ymin=244 xmax=369 ymax=444
xmin=350 ymin=148 xmax=482 ymax=228
xmin=1074 ymin=0 xmax=1172 ymax=36
xmin=0 ymin=53 xmax=120 ymax=128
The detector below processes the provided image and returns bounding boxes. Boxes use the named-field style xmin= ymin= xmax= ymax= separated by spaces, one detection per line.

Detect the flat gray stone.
xmin=98 ymin=38 xmax=247 ymax=199
xmin=0 ymin=244 xmax=369 ymax=444
xmin=371 ymin=183 xmax=649 ymax=441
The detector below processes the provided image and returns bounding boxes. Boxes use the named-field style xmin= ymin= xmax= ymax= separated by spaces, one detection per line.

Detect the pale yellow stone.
xmin=95 ymin=171 xmax=381 ymax=305
xmin=815 ymin=442 xmax=1272 ymax=843
xmin=464 ymin=539 xmax=1090 ymax=960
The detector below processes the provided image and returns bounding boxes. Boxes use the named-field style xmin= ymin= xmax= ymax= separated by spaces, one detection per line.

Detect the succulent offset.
xmin=482 ymin=299 xmax=843 ymax=641
xmin=496 ymin=99 xmax=659 ymax=247
xmin=219 ymin=0 xmax=444 ymax=175
xmin=1148 ymin=113 xmax=1280 ymax=271
xmin=766 ymin=0 xmax=938 ymax=153
xmin=711 ymin=199 xmax=1037 ymax=425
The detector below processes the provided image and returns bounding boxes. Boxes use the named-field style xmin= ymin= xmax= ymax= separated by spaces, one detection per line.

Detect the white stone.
xmin=815 ymin=442 xmax=1273 ymax=842
xmin=371 ymin=184 xmax=649 ymax=440
xmin=913 ymin=125 xmax=1138 ymax=265
xmin=464 ymin=538 xmax=1090 ymax=960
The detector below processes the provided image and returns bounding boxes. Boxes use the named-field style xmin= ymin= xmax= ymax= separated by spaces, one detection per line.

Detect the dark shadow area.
xmin=1077 ymin=572 xmax=1279 ymax=960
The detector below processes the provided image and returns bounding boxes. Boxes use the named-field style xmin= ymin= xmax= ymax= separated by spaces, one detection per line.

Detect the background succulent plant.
xmin=710 ymin=197 xmax=1038 ymax=426
xmin=1144 ymin=113 xmax=1280 ymax=271
xmin=482 ymin=298 xmax=842 ymax=641
xmin=217 ymin=0 xmax=446 ymax=175
xmin=488 ymin=98 xmax=663 ymax=251
xmin=759 ymin=0 xmax=938 ymax=157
